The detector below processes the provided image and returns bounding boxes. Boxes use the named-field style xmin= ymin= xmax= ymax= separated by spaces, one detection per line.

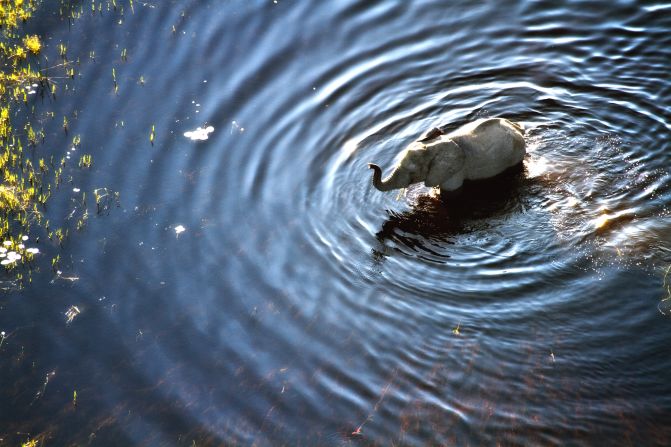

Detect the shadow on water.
xmin=374 ymin=163 xmax=531 ymax=257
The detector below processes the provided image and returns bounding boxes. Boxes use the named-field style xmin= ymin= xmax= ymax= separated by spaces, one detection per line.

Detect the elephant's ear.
xmin=425 ymin=141 xmax=465 ymax=187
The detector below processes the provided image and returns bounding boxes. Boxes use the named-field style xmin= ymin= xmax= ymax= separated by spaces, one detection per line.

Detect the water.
xmin=2 ymin=1 xmax=671 ymax=445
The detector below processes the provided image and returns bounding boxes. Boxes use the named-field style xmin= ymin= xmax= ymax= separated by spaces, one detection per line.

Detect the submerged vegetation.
xmin=660 ymin=264 xmax=671 ymax=316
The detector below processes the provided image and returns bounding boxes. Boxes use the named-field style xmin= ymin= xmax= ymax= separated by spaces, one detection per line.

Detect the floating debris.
xmin=26 ymin=248 xmax=40 ymax=254
xmin=174 ymin=224 xmax=186 ymax=236
xmin=65 ymin=305 xmax=81 ymax=324
xmin=184 ymin=125 xmax=214 ymax=141
xmin=21 ymin=235 xmax=29 ymax=241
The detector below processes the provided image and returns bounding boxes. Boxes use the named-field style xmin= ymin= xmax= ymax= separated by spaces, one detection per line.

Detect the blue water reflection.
xmin=1 ymin=1 xmax=670 ymax=445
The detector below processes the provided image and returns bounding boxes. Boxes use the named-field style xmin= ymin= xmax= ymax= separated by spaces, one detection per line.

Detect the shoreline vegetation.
xmin=0 ymin=1 xmax=122 ymax=288
xmin=0 ymin=0 xmax=50 ymax=282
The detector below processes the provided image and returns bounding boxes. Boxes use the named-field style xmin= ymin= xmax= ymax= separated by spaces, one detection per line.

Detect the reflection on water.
xmin=1 ymin=1 xmax=671 ymax=445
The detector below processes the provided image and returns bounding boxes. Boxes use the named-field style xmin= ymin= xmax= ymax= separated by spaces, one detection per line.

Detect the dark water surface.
xmin=2 ymin=1 xmax=671 ymax=445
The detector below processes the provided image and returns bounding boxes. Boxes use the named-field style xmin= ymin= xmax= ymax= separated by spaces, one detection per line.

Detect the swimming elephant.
xmin=368 ymin=118 xmax=526 ymax=195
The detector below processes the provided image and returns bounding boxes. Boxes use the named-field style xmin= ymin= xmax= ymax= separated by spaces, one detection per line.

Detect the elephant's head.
xmin=368 ymin=144 xmax=428 ymax=191
xmin=368 ymin=140 xmax=465 ymax=192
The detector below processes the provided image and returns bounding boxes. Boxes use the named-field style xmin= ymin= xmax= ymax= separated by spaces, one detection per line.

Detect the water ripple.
xmin=4 ymin=1 xmax=671 ymax=445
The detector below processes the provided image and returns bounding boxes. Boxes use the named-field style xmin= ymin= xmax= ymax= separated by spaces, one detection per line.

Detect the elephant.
xmin=368 ymin=118 xmax=526 ymax=195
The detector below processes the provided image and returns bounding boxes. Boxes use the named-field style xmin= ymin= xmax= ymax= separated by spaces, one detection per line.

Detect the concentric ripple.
xmin=2 ymin=1 xmax=671 ymax=445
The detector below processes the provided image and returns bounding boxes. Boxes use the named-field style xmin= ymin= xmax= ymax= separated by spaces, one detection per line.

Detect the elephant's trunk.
xmin=368 ymin=163 xmax=407 ymax=191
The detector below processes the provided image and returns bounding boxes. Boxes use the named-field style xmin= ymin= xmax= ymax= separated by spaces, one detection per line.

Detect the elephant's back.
xmin=471 ymin=118 xmax=524 ymax=137
xmin=447 ymin=118 xmax=522 ymax=140
xmin=453 ymin=119 xmax=526 ymax=180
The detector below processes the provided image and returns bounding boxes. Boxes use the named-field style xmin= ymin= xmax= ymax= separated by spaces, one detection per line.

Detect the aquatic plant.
xmin=78 ymin=153 xmax=92 ymax=168
xmin=93 ymin=187 xmax=119 ymax=215
xmin=23 ymin=35 xmax=41 ymax=54
xmin=660 ymin=264 xmax=671 ymax=316
xmin=0 ymin=0 xmax=119 ymax=282
xmin=0 ymin=1 xmax=48 ymax=264
xmin=0 ymin=0 xmax=36 ymax=29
